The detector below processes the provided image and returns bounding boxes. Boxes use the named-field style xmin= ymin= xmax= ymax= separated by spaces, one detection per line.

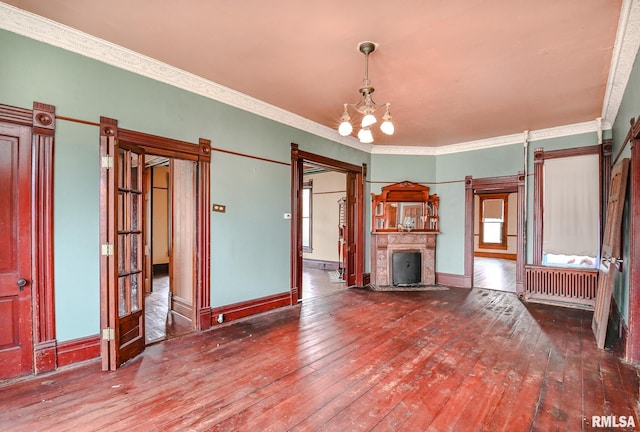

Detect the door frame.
xmin=0 ymin=102 xmax=57 ymax=375
xmin=290 ymin=144 xmax=366 ymax=301
xmin=626 ymin=133 xmax=640 ymax=362
xmin=99 ymin=117 xmax=211 ymax=369
xmin=464 ymin=173 xmax=525 ymax=293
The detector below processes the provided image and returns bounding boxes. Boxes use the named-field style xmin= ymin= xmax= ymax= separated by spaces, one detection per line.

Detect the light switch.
xmin=212 ymin=204 xmax=226 ymax=213
xmin=284 ymin=213 xmax=291 ymax=219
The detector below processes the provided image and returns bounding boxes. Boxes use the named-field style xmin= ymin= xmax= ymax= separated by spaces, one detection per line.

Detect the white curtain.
xmin=543 ymin=154 xmax=599 ymax=256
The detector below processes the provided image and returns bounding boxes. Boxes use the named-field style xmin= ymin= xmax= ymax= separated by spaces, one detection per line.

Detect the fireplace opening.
xmin=392 ymin=251 xmax=422 ymax=286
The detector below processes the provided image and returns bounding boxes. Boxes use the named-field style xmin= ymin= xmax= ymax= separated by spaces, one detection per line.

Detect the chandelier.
xmin=338 ymin=41 xmax=394 ymax=144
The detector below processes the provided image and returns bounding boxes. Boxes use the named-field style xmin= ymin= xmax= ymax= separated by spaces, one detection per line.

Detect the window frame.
xmin=532 ymin=144 xmax=609 ymax=266
xmin=302 ymin=179 xmax=313 ymax=253
xmin=478 ymin=193 xmax=509 ymax=250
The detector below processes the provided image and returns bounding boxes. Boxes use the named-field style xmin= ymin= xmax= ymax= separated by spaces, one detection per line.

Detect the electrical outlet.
xmin=212 ymin=204 xmax=226 ymax=213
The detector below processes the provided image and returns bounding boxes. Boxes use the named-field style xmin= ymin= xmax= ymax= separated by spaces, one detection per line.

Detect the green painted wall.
xmin=435 ymin=144 xmax=524 ymax=275
xmin=53 ymin=121 xmax=101 ymax=341
xmin=0 ymin=29 xmax=370 ymax=341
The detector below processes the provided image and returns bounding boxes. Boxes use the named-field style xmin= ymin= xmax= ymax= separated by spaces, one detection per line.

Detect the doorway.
xmin=464 ymin=173 xmax=525 ymax=294
xmin=144 ymin=156 xmax=196 ymax=345
xmin=291 ymin=144 xmax=366 ymax=302
xmin=473 ymin=192 xmax=517 ymax=292
xmin=301 ymin=164 xmax=348 ymax=299
xmin=99 ymin=117 xmax=211 ymax=370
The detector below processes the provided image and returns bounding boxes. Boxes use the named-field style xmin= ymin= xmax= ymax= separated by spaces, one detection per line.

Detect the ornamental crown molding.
xmin=601 ymin=0 xmax=640 ymax=127
xmin=1 ymin=1 xmax=638 ymax=156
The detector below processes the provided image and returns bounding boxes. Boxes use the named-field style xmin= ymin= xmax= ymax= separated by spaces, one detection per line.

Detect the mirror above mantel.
xmin=371 ymin=181 xmax=439 ymax=232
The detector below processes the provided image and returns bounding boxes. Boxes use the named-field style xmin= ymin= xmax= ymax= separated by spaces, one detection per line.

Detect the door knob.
xmin=16 ymin=278 xmax=28 ymax=291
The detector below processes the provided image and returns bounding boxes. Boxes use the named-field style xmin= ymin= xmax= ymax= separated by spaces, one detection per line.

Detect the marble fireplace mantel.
xmin=370 ymin=231 xmax=437 ymax=286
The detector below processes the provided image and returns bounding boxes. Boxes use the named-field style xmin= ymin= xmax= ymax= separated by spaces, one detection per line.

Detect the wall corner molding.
xmin=602 ymin=0 xmax=640 ymax=127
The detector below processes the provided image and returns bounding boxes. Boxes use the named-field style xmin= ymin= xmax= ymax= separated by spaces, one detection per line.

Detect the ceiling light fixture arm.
xmin=337 ymin=41 xmax=395 ymax=143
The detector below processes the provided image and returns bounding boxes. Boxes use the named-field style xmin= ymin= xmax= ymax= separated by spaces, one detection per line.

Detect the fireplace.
xmin=392 ymin=251 xmax=422 ymax=286
xmin=370 ymin=232 xmax=437 ymax=286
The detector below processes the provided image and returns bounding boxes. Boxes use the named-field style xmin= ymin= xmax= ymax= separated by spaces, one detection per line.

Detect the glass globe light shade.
xmin=357 ymin=127 xmax=374 ymax=144
xmin=361 ymin=113 xmax=377 ymax=128
xmin=380 ymin=120 xmax=394 ymax=135
xmin=338 ymin=121 xmax=353 ymax=136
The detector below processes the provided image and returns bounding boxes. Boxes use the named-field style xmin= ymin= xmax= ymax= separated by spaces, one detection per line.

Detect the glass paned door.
xmin=117 ymin=147 xmax=144 ymax=318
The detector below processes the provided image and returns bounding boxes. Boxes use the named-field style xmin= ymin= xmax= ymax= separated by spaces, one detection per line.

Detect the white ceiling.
xmin=2 ymin=0 xmax=638 ymax=154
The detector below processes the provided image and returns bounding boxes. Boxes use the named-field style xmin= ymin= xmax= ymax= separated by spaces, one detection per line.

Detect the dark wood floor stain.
xmin=1 ymin=287 xmax=638 ymax=431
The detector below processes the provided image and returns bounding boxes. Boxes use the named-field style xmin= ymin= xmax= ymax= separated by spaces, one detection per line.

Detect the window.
xmin=532 ymin=145 xmax=606 ymax=268
xmin=542 ymin=153 xmax=599 ymax=268
xmin=302 ymin=180 xmax=312 ymax=252
xmin=478 ymin=194 xmax=508 ymax=249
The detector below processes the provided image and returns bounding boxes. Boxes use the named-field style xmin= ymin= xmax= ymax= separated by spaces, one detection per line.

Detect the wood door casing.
xmin=101 ymin=117 xmax=211 ymax=370
xmin=592 ymin=158 xmax=630 ymax=349
xmin=0 ymin=122 xmax=34 ymax=379
xmin=290 ymin=144 xmax=365 ymax=300
xmin=346 ymin=172 xmax=358 ymax=286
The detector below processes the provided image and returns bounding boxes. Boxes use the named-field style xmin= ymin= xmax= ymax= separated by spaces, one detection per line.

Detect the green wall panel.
xmin=53 ymin=121 xmax=100 ymax=341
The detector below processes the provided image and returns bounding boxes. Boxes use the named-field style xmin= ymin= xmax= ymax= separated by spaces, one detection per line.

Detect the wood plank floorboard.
xmin=0 ymin=287 xmax=638 ymax=431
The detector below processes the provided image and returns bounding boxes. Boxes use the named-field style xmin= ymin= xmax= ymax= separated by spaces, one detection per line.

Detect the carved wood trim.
xmin=465 ymin=173 xmax=525 ymax=293
xmin=516 ymin=171 xmax=526 ymax=294
xmin=627 ymin=138 xmax=640 ymax=362
xmin=540 ymin=144 xmax=601 ymax=159
xmin=533 ymin=148 xmax=544 ymax=265
xmin=118 ymin=128 xmax=200 ymax=160
xmin=196 ymin=138 xmax=211 ymax=331
xmin=32 ymin=101 xmax=57 ymax=374
xmin=464 ymin=176 xmax=474 ymax=288
xmin=291 ymin=144 xmax=365 ymax=298
xmin=601 ymin=139 xmax=613 ymax=244
xmin=533 ymin=143 xmax=606 ymax=266
xmin=0 ymin=103 xmax=32 ymax=125
xmin=290 ymin=144 xmax=302 ymax=303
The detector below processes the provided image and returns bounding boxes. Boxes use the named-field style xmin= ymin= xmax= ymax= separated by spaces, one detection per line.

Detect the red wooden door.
xmin=0 ymin=123 xmax=34 ymax=379
xmin=101 ymin=131 xmax=146 ymax=370
xmin=592 ymin=158 xmax=630 ymax=349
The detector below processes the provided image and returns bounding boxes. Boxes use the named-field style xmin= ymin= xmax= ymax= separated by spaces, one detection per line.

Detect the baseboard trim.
xmin=34 ymin=339 xmax=57 ymax=374
xmin=474 ymin=251 xmax=517 ymax=260
xmin=210 ymin=292 xmax=292 ymax=326
xmin=303 ymin=259 xmax=339 ymax=271
xmin=57 ymin=335 xmax=101 ymax=367
xmin=436 ymin=272 xmax=466 ymax=288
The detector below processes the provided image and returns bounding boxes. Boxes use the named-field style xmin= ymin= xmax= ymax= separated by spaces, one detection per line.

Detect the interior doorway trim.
xmin=99 ymin=117 xmax=211 ymax=336
xmin=626 ymin=132 xmax=640 ymax=362
xmin=464 ymin=173 xmax=525 ymax=293
xmin=290 ymin=144 xmax=366 ymax=302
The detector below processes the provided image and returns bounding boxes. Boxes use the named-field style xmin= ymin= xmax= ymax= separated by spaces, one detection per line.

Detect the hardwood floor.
xmin=1 ymin=287 xmax=638 ymax=431
xmin=302 ymin=267 xmax=347 ymax=299
xmin=474 ymin=257 xmax=516 ymax=292
xmin=145 ymin=274 xmax=193 ymax=345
